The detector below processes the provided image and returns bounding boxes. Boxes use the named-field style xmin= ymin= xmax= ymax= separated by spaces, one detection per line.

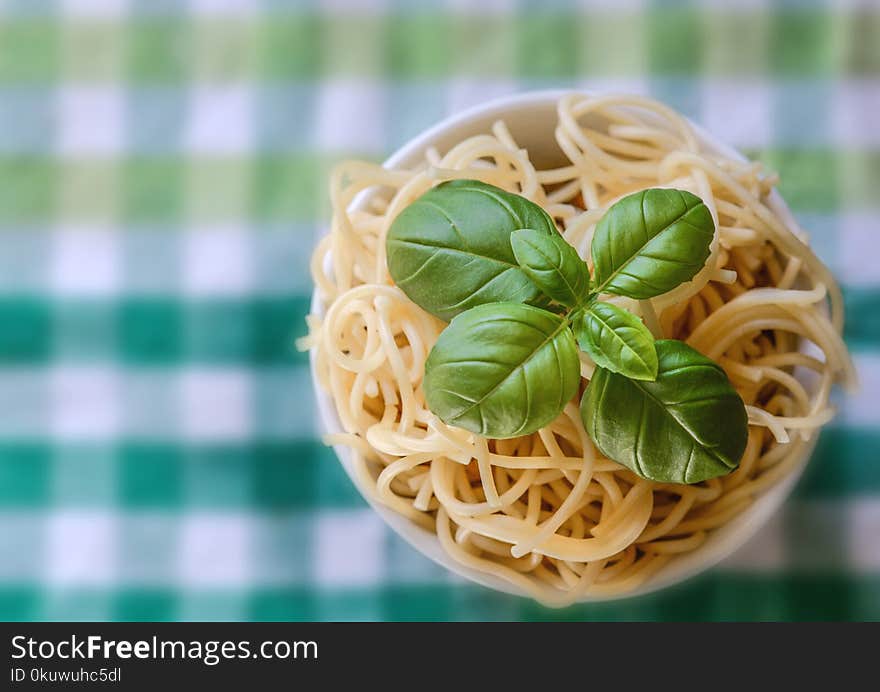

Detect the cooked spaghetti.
xmin=303 ymin=93 xmax=855 ymax=605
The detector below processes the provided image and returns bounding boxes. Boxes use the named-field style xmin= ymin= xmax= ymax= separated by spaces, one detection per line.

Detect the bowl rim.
xmin=308 ymin=89 xmax=817 ymax=604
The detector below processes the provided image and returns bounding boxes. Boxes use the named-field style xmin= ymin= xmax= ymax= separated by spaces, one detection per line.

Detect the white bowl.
xmin=309 ymin=90 xmax=817 ymax=603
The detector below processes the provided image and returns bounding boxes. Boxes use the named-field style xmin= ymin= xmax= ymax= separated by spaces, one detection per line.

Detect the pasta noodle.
xmin=303 ymin=93 xmax=855 ymax=606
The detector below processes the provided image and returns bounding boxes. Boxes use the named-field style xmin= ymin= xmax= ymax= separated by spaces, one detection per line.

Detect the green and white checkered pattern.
xmin=0 ymin=0 xmax=878 ymax=621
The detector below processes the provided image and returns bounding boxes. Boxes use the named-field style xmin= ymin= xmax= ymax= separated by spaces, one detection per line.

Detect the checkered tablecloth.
xmin=0 ymin=0 xmax=877 ymax=622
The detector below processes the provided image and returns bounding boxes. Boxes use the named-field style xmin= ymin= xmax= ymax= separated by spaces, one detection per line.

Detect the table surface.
xmin=0 ymin=0 xmax=877 ymax=621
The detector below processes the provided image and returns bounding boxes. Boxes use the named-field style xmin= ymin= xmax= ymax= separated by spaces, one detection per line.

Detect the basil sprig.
xmin=386 ymin=181 xmax=749 ymax=484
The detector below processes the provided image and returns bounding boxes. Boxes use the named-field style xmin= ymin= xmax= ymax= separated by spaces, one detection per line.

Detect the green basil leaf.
xmin=580 ymin=339 xmax=748 ymax=484
xmin=424 ymin=303 xmax=580 ymax=439
xmin=591 ymin=188 xmax=715 ymax=299
xmin=574 ymin=302 xmax=658 ymax=381
xmin=510 ymin=229 xmax=590 ymax=308
xmin=386 ymin=179 xmax=558 ymax=321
